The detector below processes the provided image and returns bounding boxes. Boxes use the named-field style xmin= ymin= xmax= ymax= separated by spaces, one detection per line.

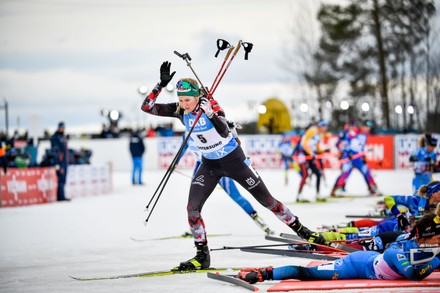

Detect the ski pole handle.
xmin=174 ymin=51 xmax=192 ymax=61
xmin=209 ymin=40 xmax=242 ymax=97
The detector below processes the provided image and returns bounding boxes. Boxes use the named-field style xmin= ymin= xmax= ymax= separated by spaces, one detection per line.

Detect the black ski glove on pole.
xmin=397 ymin=214 xmax=410 ymax=231
xmin=159 ymin=61 xmax=176 ymax=87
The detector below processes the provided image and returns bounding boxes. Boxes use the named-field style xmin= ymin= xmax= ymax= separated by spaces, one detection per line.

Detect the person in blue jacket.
xmin=239 ymin=203 xmax=440 ymax=283
xmin=409 ymin=134 xmax=438 ymax=195
xmin=129 ymin=129 xmax=146 ymax=185
xmin=50 ymin=121 xmax=70 ymax=201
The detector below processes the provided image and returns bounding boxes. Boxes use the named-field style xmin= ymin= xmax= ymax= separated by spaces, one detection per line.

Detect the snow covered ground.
xmin=1 ymin=168 xmax=438 ymax=293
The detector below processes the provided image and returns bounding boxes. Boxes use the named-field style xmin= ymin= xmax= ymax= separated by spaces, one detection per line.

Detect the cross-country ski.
xmin=3 ymin=4 xmax=440 ymax=292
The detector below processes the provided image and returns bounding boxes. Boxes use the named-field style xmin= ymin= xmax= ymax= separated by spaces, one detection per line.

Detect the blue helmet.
xmin=317 ymin=120 xmax=329 ymax=127
xmin=426 ymin=181 xmax=440 ymax=197
xmin=425 ymin=136 xmax=438 ymax=147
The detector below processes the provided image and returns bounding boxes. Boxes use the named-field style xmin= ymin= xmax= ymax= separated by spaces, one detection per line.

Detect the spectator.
xmin=80 ymin=147 xmax=92 ymax=164
xmin=146 ymin=127 xmax=156 ymax=138
xmin=6 ymin=130 xmax=19 ymax=150
xmin=24 ymin=138 xmax=38 ymax=167
xmin=0 ymin=139 xmax=8 ymax=173
xmin=100 ymin=123 xmax=112 ymax=139
xmin=40 ymin=149 xmax=56 ymax=167
xmin=50 ymin=121 xmax=70 ymax=201
xmin=129 ymin=129 xmax=145 ymax=185
xmin=6 ymin=148 xmax=28 ymax=168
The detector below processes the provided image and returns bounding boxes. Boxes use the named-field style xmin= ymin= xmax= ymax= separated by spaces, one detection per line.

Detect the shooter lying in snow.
xmin=239 ymin=203 xmax=440 ymax=283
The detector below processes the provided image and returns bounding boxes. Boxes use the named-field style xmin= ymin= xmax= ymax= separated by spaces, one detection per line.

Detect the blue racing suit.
xmin=273 ymin=239 xmax=440 ymax=280
xmin=409 ymin=147 xmax=437 ymax=194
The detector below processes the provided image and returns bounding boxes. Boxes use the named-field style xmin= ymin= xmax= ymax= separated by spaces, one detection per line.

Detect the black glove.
xmin=159 ymin=61 xmax=176 ymax=87
xmin=397 ymin=214 xmax=410 ymax=231
xmin=362 ymin=156 xmax=367 ymax=164
xmin=409 ymin=155 xmax=418 ymax=162
xmin=424 ymin=156 xmax=433 ymax=163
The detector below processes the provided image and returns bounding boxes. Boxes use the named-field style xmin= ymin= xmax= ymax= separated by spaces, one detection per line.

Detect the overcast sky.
xmin=0 ymin=0 xmax=323 ymax=136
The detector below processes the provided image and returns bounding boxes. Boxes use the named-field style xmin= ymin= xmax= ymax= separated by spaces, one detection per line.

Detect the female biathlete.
xmin=141 ymin=61 xmax=327 ymax=271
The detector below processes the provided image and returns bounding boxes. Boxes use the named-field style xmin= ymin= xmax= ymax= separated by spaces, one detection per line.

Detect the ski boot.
xmin=330 ymin=185 xmax=343 ymax=197
xmin=176 ymin=242 xmax=210 ymax=271
xmin=296 ymin=191 xmax=310 ymax=203
xmin=238 ymin=267 xmax=273 ymax=284
xmin=316 ymin=193 xmax=327 ymax=202
xmin=369 ymin=185 xmax=383 ymax=197
xmin=290 ymin=218 xmax=328 ymax=245
xmin=250 ymin=212 xmax=274 ymax=235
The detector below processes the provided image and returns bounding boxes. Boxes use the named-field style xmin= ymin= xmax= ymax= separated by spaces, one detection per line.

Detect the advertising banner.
xmin=395 ymin=134 xmax=440 ymax=170
xmin=65 ymin=164 xmax=113 ymax=199
xmin=244 ymin=135 xmax=283 ymax=169
xmin=243 ymin=134 xmax=394 ymax=170
xmin=0 ymin=167 xmax=57 ymax=207
xmin=157 ymin=137 xmax=196 ymax=169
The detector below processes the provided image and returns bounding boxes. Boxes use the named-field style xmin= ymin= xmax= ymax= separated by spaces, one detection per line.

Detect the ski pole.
xmin=210 ymin=243 xmax=295 ymax=251
xmin=214 ymin=39 xmax=232 ymax=57
xmin=208 ymin=43 xmax=235 ymax=99
xmin=146 ymin=40 xmax=250 ymax=223
xmin=174 ymin=51 xmax=208 ymax=95
xmin=146 ymin=51 xmax=209 ymax=216
xmin=147 ymin=49 xmax=225 ymax=222
xmin=144 ymin=111 xmax=203 ymax=224
xmin=241 ymin=41 xmax=253 ymax=60
xmin=209 ymin=40 xmax=242 ymax=97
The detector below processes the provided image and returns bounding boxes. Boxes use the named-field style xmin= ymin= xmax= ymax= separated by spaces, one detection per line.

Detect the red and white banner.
xmin=0 ymin=164 xmax=113 ymax=207
xmin=244 ymin=134 xmax=394 ymax=170
xmin=0 ymin=167 xmax=58 ymax=207
xmin=155 ymin=134 xmax=396 ymax=170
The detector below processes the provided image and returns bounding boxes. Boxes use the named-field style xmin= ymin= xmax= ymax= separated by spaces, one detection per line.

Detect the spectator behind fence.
xmin=50 ymin=121 xmax=70 ymax=202
xmin=40 ymin=149 xmax=56 ymax=167
xmin=0 ymin=139 xmax=7 ymax=173
xmin=24 ymin=138 xmax=38 ymax=167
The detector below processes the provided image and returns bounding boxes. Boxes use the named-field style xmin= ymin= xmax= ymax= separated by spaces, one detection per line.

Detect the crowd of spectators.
xmin=0 ymin=130 xmax=92 ymax=172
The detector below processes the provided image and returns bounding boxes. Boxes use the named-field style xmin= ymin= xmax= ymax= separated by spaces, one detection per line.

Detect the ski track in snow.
xmin=1 ymin=169 xmax=439 ymax=293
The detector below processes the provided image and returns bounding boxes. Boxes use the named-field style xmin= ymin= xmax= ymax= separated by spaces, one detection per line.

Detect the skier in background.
xmin=409 ymin=133 xmax=438 ymax=195
xmin=333 ymin=121 xmax=353 ymax=193
xmin=330 ymin=120 xmax=379 ymax=197
xmin=295 ymin=120 xmax=329 ymax=202
xmin=278 ymin=134 xmax=298 ymax=186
